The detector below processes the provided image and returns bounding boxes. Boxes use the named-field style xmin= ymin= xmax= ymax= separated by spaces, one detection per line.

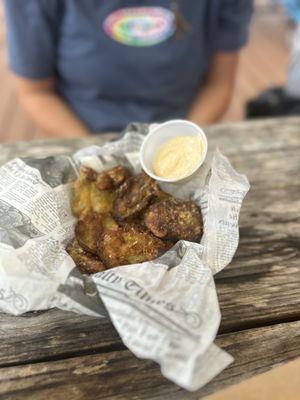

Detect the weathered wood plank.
xmin=1 ymin=142 xmax=299 ymax=194
xmin=1 ymin=192 xmax=298 ymax=361
xmin=218 ymin=259 xmax=300 ymax=332
xmin=221 ymin=184 xmax=300 ymax=278
xmin=0 ymin=310 xmax=121 ymax=367
xmin=207 ymin=117 xmax=300 ymax=154
xmin=229 ymin=148 xmax=300 ymax=190
xmin=0 ymin=117 xmax=300 ymax=165
xmin=0 ymin=118 xmax=299 ymax=357
xmin=0 ymin=189 xmax=299 ymax=359
xmin=0 ymin=321 xmax=299 ymax=400
xmin=1 ymin=120 xmax=300 ymax=193
xmin=0 ymin=180 xmax=299 ymax=363
xmin=0 ymin=135 xmax=115 ymax=165
xmin=0 ymin=234 xmax=299 ymax=364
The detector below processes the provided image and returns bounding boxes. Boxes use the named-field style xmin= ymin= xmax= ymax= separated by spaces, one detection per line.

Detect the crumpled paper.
xmin=0 ymin=123 xmax=250 ymax=391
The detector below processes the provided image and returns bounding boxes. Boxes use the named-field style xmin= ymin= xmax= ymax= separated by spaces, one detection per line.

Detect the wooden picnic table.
xmin=0 ymin=117 xmax=299 ymax=400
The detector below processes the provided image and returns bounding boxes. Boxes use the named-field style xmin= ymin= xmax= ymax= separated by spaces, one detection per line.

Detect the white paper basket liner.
xmin=0 ymin=123 xmax=249 ymax=391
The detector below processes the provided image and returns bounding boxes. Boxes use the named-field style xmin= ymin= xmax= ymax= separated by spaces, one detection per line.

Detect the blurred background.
xmin=0 ymin=0 xmax=295 ymax=143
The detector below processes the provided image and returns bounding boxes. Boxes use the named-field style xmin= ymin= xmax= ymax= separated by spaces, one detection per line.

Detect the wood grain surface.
xmin=0 ymin=117 xmax=299 ymax=399
xmin=0 ymin=321 xmax=299 ymax=400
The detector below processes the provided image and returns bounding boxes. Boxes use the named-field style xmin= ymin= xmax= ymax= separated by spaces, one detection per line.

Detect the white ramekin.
xmin=140 ymin=119 xmax=208 ymax=183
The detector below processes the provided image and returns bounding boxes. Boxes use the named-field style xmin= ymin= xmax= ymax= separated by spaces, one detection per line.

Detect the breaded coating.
xmin=98 ymin=225 xmax=171 ymax=268
xmin=75 ymin=212 xmax=104 ymax=255
xmin=90 ymin=183 xmax=115 ymax=214
xmin=72 ymin=166 xmax=122 ymax=217
xmin=79 ymin=166 xmax=98 ymax=182
xmin=145 ymin=198 xmax=203 ymax=242
xmin=75 ymin=211 xmax=118 ymax=255
xmin=153 ymin=187 xmax=172 ymax=203
xmin=133 ymin=188 xmax=171 ymax=227
xmin=113 ymin=172 xmax=160 ymax=220
xmin=66 ymin=238 xmax=105 ymax=274
xmin=70 ymin=166 xmax=97 ymax=217
xmin=96 ymin=166 xmax=132 ymax=190
xmin=69 ymin=164 xmax=203 ymax=272
xmin=71 ymin=180 xmax=92 ymax=217
xmin=101 ymin=213 xmax=119 ymax=231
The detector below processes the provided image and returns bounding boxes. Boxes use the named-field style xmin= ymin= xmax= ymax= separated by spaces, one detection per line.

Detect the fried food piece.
xmin=79 ymin=166 xmax=97 ymax=182
xmin=75 ymin=211 xmax=118 ymax=255
xmin=131 ymin=188 xmax=170 ymax=228
xmin=153 ymin=187 xmax=172 ymax=203
xmin=96 ymin=166 xmax=131 ymax=190
xmin=113 ymin=172 xmax=160 ymax=220
xmin=90 ymin=183 xmax=115 ymax=214
xmin=66 ymin=238 xmax=105 ymax=274
xmin=71 ymin=166 xmax=97 ymax=217
xmin=72 ymin=166 xmax=121 ymax=216
xmin=98 ymin=225 xmax=171 ymax=268
xmin=71 ymin=180 xmax=92 ymax=217
xmin=75 ymin=212 xmax=104 ymax=255
xmin=145 ymin=198 xmax=203 ymax=242
xmin=71 ymin=165 xmax=132 ymax=218
xmin=101 ymin=213 xmax=119 ymax=230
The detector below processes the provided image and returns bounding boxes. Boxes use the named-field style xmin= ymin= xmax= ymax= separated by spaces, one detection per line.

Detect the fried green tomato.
xmin=78 ymin=166 xmax=98 ymax=182
xmin=71 ymin=166 xmax=130 ymax=217
xmin=113 ymin=172 xmax=160 ymax=220
xmin=66 ymin=238 xmax=105 ymax=274
xmin=98 ymin=225 xmax=171 ymax=268
xmin=71 ymin=180 xmax=92 ymax=218
xmin=71 ymin=166 xmax=97 ymax=217
xmin=144 ymin=198 xmax=203 ymax=243
xmin=75 ymin=212 xmax=104 ymax=255
xmin=75 ymin=212 xmax=118 ymax=255
xmin=96 ymin=166 xmax=131 ymax=190
xmin=90 ymin=183 xmax=115 ymax=214
xmin=153 ymin=187 xmax=172 ymax=203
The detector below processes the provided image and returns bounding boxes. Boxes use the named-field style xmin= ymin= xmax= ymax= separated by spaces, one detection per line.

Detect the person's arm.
xmin=14 ymin=75 xmax=90 ymax=138
xmin=187 ymin=52 xmax=238 ymax=126
xmin=188 ymin=0 xmax=253 ymax=125
xmin=4 ymin=0 xmax=90 ymax=138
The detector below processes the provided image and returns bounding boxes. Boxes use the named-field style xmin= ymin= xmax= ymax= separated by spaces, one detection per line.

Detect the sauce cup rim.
xmin=140 ymin=120 xmax=208 ymax=183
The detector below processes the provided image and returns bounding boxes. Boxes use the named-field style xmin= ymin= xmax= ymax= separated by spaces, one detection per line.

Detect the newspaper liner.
xmin=0 ymin=124 xmax=249 ymax=391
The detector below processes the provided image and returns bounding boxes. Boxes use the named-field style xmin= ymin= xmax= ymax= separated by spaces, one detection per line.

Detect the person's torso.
xmin=54 ymin=0 xmax=217 ymax=132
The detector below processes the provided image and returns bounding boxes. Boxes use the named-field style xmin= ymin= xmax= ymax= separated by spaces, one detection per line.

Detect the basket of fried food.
xmin=67 ymin=165 xmax=203 ymax=274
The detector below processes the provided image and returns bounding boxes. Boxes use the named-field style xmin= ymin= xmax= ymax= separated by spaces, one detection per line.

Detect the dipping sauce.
xmin=152 ymin=135 xmax=203 ymax=179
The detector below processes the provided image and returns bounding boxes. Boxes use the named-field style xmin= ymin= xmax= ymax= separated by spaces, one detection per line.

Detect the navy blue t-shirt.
xmin=4 ymin=0 xmax=252 ymax=133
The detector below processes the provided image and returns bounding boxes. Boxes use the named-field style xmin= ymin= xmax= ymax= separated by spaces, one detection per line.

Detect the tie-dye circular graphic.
xmin=103 ymin=7 xmax=175 ymax=47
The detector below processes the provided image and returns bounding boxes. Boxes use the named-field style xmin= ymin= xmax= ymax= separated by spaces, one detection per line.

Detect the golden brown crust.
xmin=70 ymin=166 xmax=98 ymax=218
xmin=153 ymin=188 xmax=172 ymax=203
xmin=90 ymin=183 xmax=115 ymax=214
xmin=98 ymin=224 xmax=171 ymax=268
xmin=144 ymin=198 xmax=203 ymax=242
xmin=69 ymin=165 xmax=203 ymax=274
xmin=96 ymin=166 xmax=132 ymax=190
xmin=66 ymin=238 xmax=106 ymax=274
xmin=71 ymin=166 xmax=130 ymax=218
xmin=75 ymin=212 xmax=104 ymax=255
xmin=79 ymin=166 xmax=98 ymax=182
xmin=113 ymin=172 xmax=160 ymax=220
xmin=71 ymin=180 xmax=92 ymax=218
